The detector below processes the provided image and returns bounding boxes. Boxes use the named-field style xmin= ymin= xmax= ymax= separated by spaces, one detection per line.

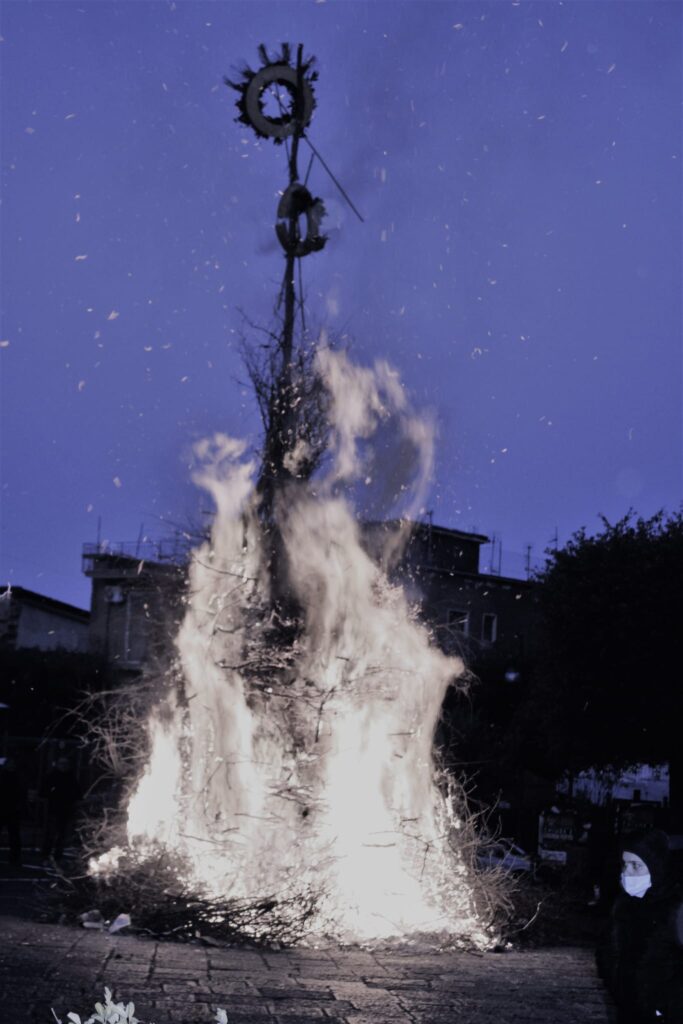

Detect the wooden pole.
xmin=269 ymin=44 xmax=305 ymax=500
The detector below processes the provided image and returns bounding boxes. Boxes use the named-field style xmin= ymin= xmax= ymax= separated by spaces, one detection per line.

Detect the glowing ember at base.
xmin=91 ymin=348 xmax=493 ymax=948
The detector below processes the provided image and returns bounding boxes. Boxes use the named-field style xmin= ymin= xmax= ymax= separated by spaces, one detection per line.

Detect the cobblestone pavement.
xmin=1 ymin=915 xmax=616 ymax=1024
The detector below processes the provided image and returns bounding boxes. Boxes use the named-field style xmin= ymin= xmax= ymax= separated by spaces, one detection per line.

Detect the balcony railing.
xmin=82 ymin=539 xmax=190 ymax=575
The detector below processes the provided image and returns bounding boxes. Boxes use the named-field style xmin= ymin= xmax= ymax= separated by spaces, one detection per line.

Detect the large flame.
xmin=95 ymin=348 xmax=490 ymax=947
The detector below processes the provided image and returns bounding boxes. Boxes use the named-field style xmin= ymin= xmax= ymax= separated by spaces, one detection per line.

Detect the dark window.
xmin=447 ymin=609 xmax=469 ymax=635
xmin=482 ymin=612 xmax=498 ymax=644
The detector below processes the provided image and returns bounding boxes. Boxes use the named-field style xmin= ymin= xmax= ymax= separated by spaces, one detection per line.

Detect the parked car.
xmin=476 ymin=839 xmax=535 ymax=875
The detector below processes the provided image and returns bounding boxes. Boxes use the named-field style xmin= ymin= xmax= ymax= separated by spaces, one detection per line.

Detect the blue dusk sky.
xmin=1 ymin=0 xmax=681 ymax=610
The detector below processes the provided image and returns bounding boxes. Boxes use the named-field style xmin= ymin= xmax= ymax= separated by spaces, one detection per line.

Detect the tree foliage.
xmin=513 ymin=509 xmax=683 ymax=778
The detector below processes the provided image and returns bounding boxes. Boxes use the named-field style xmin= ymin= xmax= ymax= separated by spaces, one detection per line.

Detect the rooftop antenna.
xmin=424 ymin=509 xmax=434 ymax=563
xmin=525 ymin=543 xmax=533 ymax=578
xmin=488 ymin=532 xmax=501 ymax=576
xmin=135 ymin=522 xmax=145 ymax=558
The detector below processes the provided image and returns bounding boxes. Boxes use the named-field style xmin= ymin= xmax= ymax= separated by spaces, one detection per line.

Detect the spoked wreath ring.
xmin=242 ymin=62 xmax=315 ymax=141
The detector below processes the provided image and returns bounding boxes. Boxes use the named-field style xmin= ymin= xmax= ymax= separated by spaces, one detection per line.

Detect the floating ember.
xmin=92 ymin=348 xmax=492 ymax=948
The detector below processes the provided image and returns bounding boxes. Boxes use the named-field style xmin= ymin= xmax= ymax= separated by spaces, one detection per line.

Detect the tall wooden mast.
xmin=226 ymin=44 xmax=326 ymax=519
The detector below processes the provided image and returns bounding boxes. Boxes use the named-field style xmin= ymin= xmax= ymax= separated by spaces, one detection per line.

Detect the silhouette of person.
xmin=0 ymin=757 xmax=26 ymax=867
xmin=40 ymin=755 xmax=81 ymax=861
xmin=597 ymin=828 xmax=683 ymax=1023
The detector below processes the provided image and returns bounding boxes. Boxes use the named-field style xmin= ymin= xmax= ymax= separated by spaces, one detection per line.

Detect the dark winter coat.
xmin=597 ymin=829 xmax=683 ymax=1024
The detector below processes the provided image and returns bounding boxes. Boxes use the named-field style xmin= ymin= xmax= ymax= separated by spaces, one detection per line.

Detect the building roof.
xmin=0 ymin=585 xmax=89 ymax=621
xmin=417 ymin=564 xmax=537 ymax=589
xmin=365 ymin=519 xmax=491 ymax=545
xmin=412 ymin=522 xmax=490 ymax=545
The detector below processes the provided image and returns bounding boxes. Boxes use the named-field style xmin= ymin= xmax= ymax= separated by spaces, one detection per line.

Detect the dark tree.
xmin=512 ymin=510 xmax=683 ymax=823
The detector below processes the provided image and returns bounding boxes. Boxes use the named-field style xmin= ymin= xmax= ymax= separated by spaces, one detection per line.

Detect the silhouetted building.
xmin=0 ymin=586 xmax=89 ymax=653
xmin=82 ymin=542 xmax=187 ymax=673
xmin=83 ymin=523 xmax=536 ymax=675
xmin=365 ymin=520 xmax=536 ymax=665
xmin=0 ymin=588 xmax=98 ymax=832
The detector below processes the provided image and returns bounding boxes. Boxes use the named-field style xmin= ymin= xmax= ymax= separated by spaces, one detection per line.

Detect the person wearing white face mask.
xmin=597 ymin=829 xmax=683 ymax=1023
xmin=621 ymin=849 xmax=653 ymax=899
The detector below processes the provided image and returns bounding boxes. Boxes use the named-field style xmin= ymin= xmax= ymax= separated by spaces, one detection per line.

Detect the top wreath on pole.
xmin=225 ymin=43 xmax=317 ymax=144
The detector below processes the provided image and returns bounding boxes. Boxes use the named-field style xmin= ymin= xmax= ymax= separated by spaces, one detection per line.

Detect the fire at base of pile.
xmin=88 ymin=350 xmax=507 ymax=949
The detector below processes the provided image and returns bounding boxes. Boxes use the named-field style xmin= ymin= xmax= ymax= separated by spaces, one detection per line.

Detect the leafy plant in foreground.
xmin=51 ymin=989 xmax=227 ymax=1024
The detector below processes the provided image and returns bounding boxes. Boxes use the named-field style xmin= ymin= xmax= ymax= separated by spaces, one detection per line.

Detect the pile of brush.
xmin=40 ymin=843 xmax=321 ymax=947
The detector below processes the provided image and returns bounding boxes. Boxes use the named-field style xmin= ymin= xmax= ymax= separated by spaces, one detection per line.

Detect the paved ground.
xmin=0 ymin=911 xmax=616 ymax=1024
xmin=0 ymin=852 xmax=617 ymax=1023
